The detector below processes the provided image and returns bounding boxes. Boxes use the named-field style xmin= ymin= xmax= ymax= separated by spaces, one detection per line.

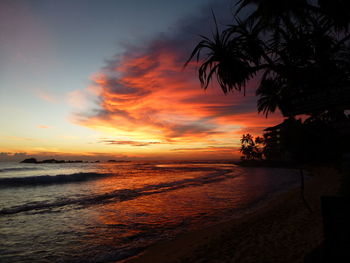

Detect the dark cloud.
xmin=171 ymin=146 xmax=238 ymax=152
xmin=100 ymin=140 xmax=161 ymax=147
xmin=204 ymin=102 xmax=258 ymax=116
xmin=165 ymin=120 xmax=221 ymax=139
xmin=103 ymin=78 xmax=140 ymax=95
xmin=75 ymin=0 xmax=282 ymax=147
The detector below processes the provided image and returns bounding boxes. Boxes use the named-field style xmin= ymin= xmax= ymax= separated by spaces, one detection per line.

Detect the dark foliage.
xmin=186 ymin=0 xmax=350 ymax=118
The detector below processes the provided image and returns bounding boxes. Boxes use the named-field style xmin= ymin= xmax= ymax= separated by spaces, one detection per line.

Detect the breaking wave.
xmin=0 ymin=169 xmax=236 ymax=216
xmin=0 ymin=172 xmax=112 ymax=187
xmin=0 ymin=167 xmax=41 ymax=172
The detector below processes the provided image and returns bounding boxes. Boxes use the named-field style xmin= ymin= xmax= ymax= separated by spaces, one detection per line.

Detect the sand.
xmin=124 ymin=166 xmax=342 ymax=263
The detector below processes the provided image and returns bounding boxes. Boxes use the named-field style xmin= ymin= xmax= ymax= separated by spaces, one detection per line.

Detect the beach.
xmin=125 ymin=166 xmax=341 ymax=263
xmin=0 ymin=162 xmax=304 ymax=262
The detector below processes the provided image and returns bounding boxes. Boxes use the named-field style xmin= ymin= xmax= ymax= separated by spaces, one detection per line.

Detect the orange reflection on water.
xmin=88 ymin=164 xmax=267 ymax=228
xmin=79 ymin=163 xmax=289 ymax=257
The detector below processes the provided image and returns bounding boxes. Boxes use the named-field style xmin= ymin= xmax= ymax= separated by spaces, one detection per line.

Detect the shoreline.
xmin=124 ymin=166 xmax=341 ymax=263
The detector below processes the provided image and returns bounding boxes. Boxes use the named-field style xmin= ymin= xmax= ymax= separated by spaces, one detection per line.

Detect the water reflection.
xmin=0 ymin=162 xmax=299 ymax=262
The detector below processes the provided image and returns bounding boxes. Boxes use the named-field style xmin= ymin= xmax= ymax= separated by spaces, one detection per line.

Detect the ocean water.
xmin=0 ymin=161 xmax=300 ymax=262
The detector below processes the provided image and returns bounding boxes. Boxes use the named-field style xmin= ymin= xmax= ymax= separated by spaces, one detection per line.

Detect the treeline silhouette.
xmin=240 ymin=115 xmax=349 ymax=165
xmin=186 ymin=0 xmax=350 ymax=164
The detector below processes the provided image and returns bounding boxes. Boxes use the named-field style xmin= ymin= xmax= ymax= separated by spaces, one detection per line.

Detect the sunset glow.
xmin=0 ymin=0 xmax=283 ymax=161
xmin=74 ymin=44 xmax=283 ymax=159
xmin=1 ymin=1 xmax=348 ymax=262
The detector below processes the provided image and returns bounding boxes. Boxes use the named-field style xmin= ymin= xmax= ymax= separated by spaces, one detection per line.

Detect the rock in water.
xmin=20 ymin=158 xmax=38 ymax=163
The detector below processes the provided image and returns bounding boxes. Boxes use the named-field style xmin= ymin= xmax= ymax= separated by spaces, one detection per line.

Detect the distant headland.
xmin=20 ymin=158 xmax=100 ymax=164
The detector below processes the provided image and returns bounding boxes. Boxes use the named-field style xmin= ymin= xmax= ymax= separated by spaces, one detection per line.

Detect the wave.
xmin=0 ymin=169 xmax=237 ymax=216
xmin=0 ymin=167 xmax=41 ymax=172
xmin=0 ymin=172 xmax=112 ymax=187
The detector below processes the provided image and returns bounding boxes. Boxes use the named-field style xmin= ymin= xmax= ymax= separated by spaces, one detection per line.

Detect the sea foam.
xmin=0 ymin=172 xmax=112 ymax=187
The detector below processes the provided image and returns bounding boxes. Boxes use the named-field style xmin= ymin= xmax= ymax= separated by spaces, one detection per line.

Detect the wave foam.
xmin=0 ymin=172 xmax=111 ymax=187
xmin=0 ymin=167 xmax=40 ymax=172
xmin=0 ymin=169 xmax=236 ymax=216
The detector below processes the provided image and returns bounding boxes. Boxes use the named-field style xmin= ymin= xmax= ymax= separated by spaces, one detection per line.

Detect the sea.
xmin=0 ymin=161 xmax=301 ymax=262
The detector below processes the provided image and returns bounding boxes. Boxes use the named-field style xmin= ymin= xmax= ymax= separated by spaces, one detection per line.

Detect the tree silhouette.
xmin=240 ymin=133 xmax=265 ymax=161
xmin=186 ymin=1 xmax=350 ymax=216
xmin=186 ymin=0 xmax=350 ymax=118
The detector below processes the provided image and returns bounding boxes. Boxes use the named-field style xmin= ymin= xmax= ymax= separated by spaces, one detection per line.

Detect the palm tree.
xmin=186 ymin=1 xmax=350 ymax=118
xmin=317 ymin=0 xmax=350 ymax=30
xmin=235 ymin=0 xmax=310 ymax=32
xmin=236 ymin=0 xmax=350 ymax=32
xmin=240 ymin=134 xmax=264 ymax=160
xmin=186 ymin=2 xmax=350 ymax=214
xmin=185 ymin=16 xmax=261 ymax=95
xmin=254 ymin=136 xmax=265 ymax=159
xmin=240 ymin=134 xmax=254 ymax=160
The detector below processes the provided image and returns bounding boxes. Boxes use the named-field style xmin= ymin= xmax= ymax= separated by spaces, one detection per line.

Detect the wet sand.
xmin=125 ymin=166 xmax=341 ymax=263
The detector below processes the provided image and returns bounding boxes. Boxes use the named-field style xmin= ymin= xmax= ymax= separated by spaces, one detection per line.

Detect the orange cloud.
xmin=75 ymin=38 xmax=283 ymax=158
xmin=100 ymin=139 xmax=161 ymax=147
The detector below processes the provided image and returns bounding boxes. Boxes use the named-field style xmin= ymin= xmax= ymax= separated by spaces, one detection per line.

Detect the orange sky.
xmin=0 ymin=38 xmax=284 ymax=161
xmin=0 ymin=1 xmax=284 ymax=162
xmin=69 ymin=41 xmax=283 ymax=161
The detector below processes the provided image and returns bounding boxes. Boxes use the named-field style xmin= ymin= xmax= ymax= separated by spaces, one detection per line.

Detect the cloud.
xmin=4 ymin=136 xmax=33 ymax=141
xmin=67 ymin=90 xmax=89 ymax=109
xmin=73 ymin=1 xmax=283 ymax=152
xmin=37 ymin=125 xmax=51 ymax=129
xmin=67 ymin=84 xmax=102 ymax=110
xmin=36 ymin=90 xmax=57 ymax=103
xmin=172 ymin=146 xmax=238 ymax=152
xmin=100 ymin=140 xmax=161 ymax=147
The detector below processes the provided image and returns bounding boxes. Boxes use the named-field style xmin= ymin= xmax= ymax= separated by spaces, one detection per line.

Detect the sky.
xmin=0 ymin=0 xmax=283 ymax=162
